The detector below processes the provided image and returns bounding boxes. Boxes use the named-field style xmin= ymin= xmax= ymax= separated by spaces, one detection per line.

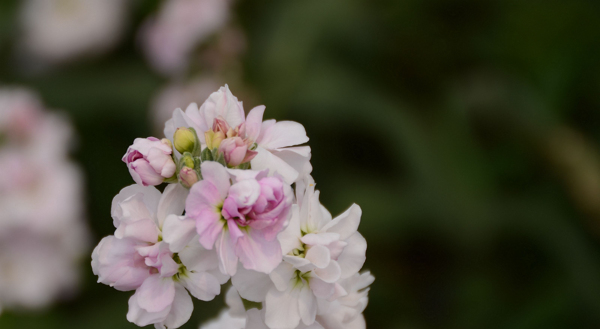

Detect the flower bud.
xmin=122 ymin=137 xmax=176 ymax=186
xmin=205 ymin=129 xmax=225 ymax=150
xmin=173 ymin=127 xmax=196 ymax=154
xmin=180 ymin=153 xmax=195 ymax=169
xmin=179 ymin=166 xmax=199 ymax=188
xmin=219 ymin=137 xmax=257 ymax=167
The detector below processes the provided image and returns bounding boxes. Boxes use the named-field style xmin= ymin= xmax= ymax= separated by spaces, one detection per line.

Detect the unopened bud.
xmin=180 ymin=167 xmax=199 ymax=188
xmin=180 ymin=153 xmax=195 ymax=169
xmin=205 ymin=130 xmax=225 ymax=150
xmin=173 ymin=128 xmax=196 ymax=154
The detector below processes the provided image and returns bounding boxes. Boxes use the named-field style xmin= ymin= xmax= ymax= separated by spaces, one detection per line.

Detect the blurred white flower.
xmin=0 ymin=87 xmax=89 ymax=313
xmin=140 ymin=0 xmax=231 ymax=75
xmin=19 ymin=0 xmax=128 ymax=64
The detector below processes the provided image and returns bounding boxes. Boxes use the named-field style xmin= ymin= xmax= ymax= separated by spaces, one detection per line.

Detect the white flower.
xmin=316 ymin=272 xmax=374 ymax=329
xmin=231 ymin=176 xmax=367 ymax=329
xmin=19 ymin=0 xmax=128 ymax=64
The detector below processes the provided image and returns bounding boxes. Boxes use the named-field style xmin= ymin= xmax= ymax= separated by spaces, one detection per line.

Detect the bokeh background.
xmin=2 ymin=0 xmax=600 ymax=328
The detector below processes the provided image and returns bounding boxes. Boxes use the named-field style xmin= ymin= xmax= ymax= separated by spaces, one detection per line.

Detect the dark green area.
xmin=2 ymin=0 xmax=600 ymax=328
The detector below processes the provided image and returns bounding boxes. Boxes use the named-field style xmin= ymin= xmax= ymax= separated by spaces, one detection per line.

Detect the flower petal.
xmin=337 ymin=232 xmax=367 ymax=279
xmin=161 ymin=283 xmax=194 ymax=329
xmin=162 ymin=215 xmax=197 ymax=252
xmin=269 ymin=262 xmax=296 ymax=292
xmin=216 ymin=226 xmax=239 ymax=276
xmin=304 ymin=244 xmax=331 ymax=269
xmin=299 ymin=284 xmax=317 ymax=326
xmin=313 ymin=260 xmax=341 ymax=283
xmin=179 ymin=239 xmax=220 ymax=273
xmin=244 ymin=105 xmax=265 ymax=142
xmin=181 ymin=271 xmax=221 ymax=301
xmin=156 ymin=184 xmax=188 ymax=226
xmin=199 ymin=161 xmax=231 ymax=200
xmin=235 ymin=228 xmax=282 ymax=274
xmin=265 ymin=285 xmax=301 ymax=329
xmin=257 ymin=120 xmax=308 ymax=150
xmin=278 ymin=205 xmax=302 ymax=255
xmin=321 ymin=204 xmax=361 ymax=241
xmin=251 ymin=146 xmax=301 ymax=185
xmin=136 ymin=275 xmax=175 ymax=313
xmin=127 ymin=290 xmax=170 ymax=327
xmin=231 ymin=265 xmax=272 ymax=302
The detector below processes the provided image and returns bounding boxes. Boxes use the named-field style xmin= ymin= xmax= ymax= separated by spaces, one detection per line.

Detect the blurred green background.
xmin=2 ymin=0 xmax=600 ymax=328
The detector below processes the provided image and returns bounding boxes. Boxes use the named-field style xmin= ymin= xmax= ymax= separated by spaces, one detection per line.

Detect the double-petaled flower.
xmin=92 ymin=184 xmax=227 ymax=329
xmin=185 ymin=161 xmax=293 ymax=276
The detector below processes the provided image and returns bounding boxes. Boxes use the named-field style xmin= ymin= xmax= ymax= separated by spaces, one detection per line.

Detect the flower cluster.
xmin=92 ymin=85 xmax=373 ymax=329
xmin=0 ymin=88 xmax=88 ymax=314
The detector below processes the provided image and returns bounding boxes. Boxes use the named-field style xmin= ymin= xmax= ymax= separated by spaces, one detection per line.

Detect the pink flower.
xmin=165 ymin=85 xmax=311 ymax=182
xmin=219 ymin=137 xmax=257 ymax=167
xmin=123 ymin=137 xmax=176 ymax=186
xmin=185 ymin=161 xmax=293 ymax=276
xmin=140 ymin=0 xmax=230 ymax=75
xmin=92 ymin=184 xmax=227 ymax=329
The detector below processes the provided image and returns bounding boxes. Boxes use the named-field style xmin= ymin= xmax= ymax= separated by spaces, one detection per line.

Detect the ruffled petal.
xmin=156 ymin=184 xmax=188 ymax=227
xmin=181 ymin=271 xmax=221 ymax=301
xmin=136 ymin=275 xmax=175 ymax=313
xmin=257 ymin=121 xmax=308 ymax=150
xmin=337 ymin=232 xmax=367 ymax=279
xmin=235 ymin=228 xmax=282 ymax=274
xmin=231 ymin=265 xmax=272 ymax=302
xmin=160 ymin=284 xmax=194 ymax=329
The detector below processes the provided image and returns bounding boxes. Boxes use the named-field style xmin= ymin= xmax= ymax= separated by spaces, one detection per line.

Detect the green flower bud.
xmin=173 ymin=128 xmax=196 ymax=154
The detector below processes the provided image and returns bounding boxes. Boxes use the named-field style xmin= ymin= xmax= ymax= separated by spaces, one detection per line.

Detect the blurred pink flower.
xmin=0 ymin=87 xmax=88 ymax=313
xmin=19 ymin=0 xmax=128 ymax=65
xmin=141 ymin=0 xmax=230 ymax=75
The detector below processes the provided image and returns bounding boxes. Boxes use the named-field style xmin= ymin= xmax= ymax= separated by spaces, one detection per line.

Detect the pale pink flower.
xmin=92 ymin=184 xmax=227 ymax=328
xmin=123 ymin=137 xmax=176 ymax=186
xmin=165 ymin=85 xmax=311 ymax=182
xmin=185 ymin=161 xmax=293 ymax=276
xmin=19 ymin=0 xmax=128 ymax=65
xmin=0 ymin=87 xmax=88 ymax=312
xmin=230 ymin=176 xmax=367 ymax=329
xmin=141 ymin=0 xmax=230 ymax=75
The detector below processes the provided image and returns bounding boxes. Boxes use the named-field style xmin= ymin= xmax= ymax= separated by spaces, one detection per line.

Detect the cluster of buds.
xmin=93 ymin=85 xmax=373 ymax=329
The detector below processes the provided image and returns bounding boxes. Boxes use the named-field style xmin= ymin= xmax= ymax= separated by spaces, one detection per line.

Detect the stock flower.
xmin=123 ymin=137 xmax=176 ymax=186
xmin=230 ymin=176 xmax=367 ymax=329
xmin=92 ymin=184 xmax=227 ymax=328
xmin=185 ymin=161 xmax=293 ymax=276
xmin=315 ymin=271 xmax=374 ymax=329
xmin=19 ymin=0 xmax=128 ymax=65
xmin=165 ymin=85 xmax=310 ymax=183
